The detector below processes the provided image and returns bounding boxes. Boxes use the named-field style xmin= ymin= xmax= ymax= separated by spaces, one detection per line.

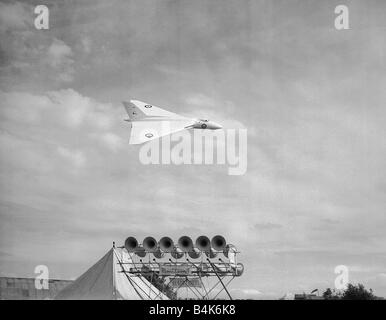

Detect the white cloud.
xmin=57 ymin=146 xmax=86 ymax=168
xmin=47 ymin=39 xmax=75 ymax=82
xmin=239 ymin=288 xmax=262 ymax=295
xmin=230 ymin=288 xmax=263 ymax=299
xmin=46 ymin=89 xmax=115 ymax=130
xmin=48 ymin=39 xmax=73 ymax=67
xmin=81 ymin=37 xmax=92 ymax=54
xmin=49 ymin=90 xmax=90 ymax=127
xmin=0 ymin=3 xmax=75 ymax=85
xmin=100 ymin=132 xmax=124 ymax=152
xmin=0 ymin=89 xmax=115 ymax=132
xmin=348 ymin=265 xmax=385 ymax=273
xmin=185 ymin=93 xmax=217 ymax=108
xmin=0 ymin=91 xmax=51 ymax=124
xmin=0 ymin=88 xmax=125 ymax=177
xmin=0 ymin=2 xmax=30 ymax=32
xmin=87 ymin=108 xmax=114 ymax=130
xmin=376 ymin=274 xmax=386 ymax=285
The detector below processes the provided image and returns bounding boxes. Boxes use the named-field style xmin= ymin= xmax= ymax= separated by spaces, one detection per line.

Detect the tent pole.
xmin=112 ymin=246 xmax=117 ymax=300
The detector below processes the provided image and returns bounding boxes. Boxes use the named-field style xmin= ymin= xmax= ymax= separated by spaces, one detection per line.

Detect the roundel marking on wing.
xmin=145 ymin=133 xmax=153 ymax=138
xmin=201 ymin=123 xmax=207 ymax=129
xmin=144 ymin=105 xmax=152 ymax=108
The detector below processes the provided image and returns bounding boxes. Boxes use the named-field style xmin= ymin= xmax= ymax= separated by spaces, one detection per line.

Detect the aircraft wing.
xmin=125 ymin=100 xmax=187 ymax=120
xmin=128 ymin=119 xmax=195 ymax=144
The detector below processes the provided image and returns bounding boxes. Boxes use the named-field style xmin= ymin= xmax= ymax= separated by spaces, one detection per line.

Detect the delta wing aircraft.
xmin=123 ymin=100 xmax=222 ymax=144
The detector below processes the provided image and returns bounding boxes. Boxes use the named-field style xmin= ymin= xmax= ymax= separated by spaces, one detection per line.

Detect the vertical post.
xmin=112 ymin=247 xmax=116 ymax=299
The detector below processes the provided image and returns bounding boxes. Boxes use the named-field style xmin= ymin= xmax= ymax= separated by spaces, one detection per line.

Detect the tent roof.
xmin=55 ymin=248 xmax=169 ymax=300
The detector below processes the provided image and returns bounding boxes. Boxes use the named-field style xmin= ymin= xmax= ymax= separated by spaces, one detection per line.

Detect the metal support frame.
xmin=115 ymin=245 xmax=242 ymax=300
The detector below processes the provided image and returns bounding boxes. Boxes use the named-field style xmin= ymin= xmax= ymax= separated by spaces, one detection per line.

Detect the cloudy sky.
xmin=1 ymin=0 xmax=386 ymax=299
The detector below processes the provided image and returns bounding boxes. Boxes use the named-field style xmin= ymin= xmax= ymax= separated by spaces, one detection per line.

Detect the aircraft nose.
xmin=213 ymin=122 xmax=223 ymax=129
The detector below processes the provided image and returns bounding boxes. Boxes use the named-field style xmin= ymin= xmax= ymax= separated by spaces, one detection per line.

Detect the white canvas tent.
xmin=55 ymin=247 xmax=169 ymax=300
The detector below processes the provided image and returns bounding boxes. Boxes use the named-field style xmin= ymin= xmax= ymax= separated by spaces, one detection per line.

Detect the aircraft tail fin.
xmin=122 ymin=101 xmax=146 ymax=120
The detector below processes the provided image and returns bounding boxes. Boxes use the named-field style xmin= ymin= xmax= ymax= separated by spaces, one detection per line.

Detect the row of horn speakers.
xmin=124 ymin=235 xmax=237 ymax=259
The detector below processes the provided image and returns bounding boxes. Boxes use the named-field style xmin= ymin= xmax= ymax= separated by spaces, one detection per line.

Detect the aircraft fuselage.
xmin=191 ymin=119 xmax=223 ymax=130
